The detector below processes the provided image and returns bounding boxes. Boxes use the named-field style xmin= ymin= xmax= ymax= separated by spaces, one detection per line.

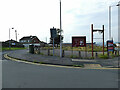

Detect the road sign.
xmin=72 ymin=36 xmax=86 ymax=47
xmin=107 ymin=40 xmax=114 ymax=52
xmin=50 ymin=27 xmax=57 ymax=38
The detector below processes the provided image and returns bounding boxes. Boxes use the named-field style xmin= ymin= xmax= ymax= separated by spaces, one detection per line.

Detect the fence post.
xmin=79 ymin=51 xmax=81 ymax=58
xmin=115 ymin=51 xmax=117 ymax=56
xmin=48 ymin=49 xmax=50 ymax=56
xmin=62 ymin=50 xmax=64 ymax=57
xmin=38 ymin=47 xmax=40 ymax=54
xmin=95 ymin=52 xmax=98 ymax=58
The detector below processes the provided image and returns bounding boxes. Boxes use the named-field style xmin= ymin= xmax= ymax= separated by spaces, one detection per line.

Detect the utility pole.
xmin=60 ymin=0 xmax=62 ymax=58
xmin=109 ymin=6 xmax=111 ymax=40
xmin=15 ymin=30 xmax=17 ymax=41
xmin=9 ymin=27 xmax=14 ymax=49
xmin=109 ymin=3 xmax=120 ymax=40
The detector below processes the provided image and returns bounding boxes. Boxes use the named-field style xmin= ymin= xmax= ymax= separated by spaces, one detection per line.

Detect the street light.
xmin=15 ymin=30 xmax=17 ymax=41
xmin=9 ymin=27 xmax=14 ymax=49
xmin=109 ymin=2 xmax=120 ymax=40
xmin=60 ymin=0 xmax=62 ymax=58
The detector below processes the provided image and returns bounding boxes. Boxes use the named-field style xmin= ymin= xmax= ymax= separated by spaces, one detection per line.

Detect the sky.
xmin=0 ymin=0 xmax=119 ymax=44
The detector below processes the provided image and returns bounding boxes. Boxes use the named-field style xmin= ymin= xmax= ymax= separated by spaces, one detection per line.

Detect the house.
xmin=19 ymin=35 xmax=48 ymax=47
xmin=2 ymin=39 xmax=24 ymax=47
xmin=19 ymin=36 xmax=41 ymax=47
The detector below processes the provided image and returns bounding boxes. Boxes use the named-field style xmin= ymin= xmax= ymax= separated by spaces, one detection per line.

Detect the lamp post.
xmin=9 ymin=27 xmax=14 ymax=49
xmin=109 ymin=3 xmax=120 ymax=40
xmin=60 ymin=0 xmax=62 ymax=58
xmin=118 ymin=1 xmax=120 ymax=44
xmin=15 ymin=30 xmax=17 ymax=41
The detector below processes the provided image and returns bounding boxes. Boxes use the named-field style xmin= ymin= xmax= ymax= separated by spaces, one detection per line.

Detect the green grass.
xmin=40 ymin=53 xmax=44 ymax=55
xmin=98 ymin=54 xmax=109 ymax=59
xmin=73 ymin=65 xmax=83 ymax=67
xmin=89 ymin=57 xmax=95 ymax=59
xmin=2 ymin=47 xmax=25 ymax=51
xmin=39 ymin=62 xmax=45 ymax=64
xmin=70 ymin=55 xmax=79 ymax=58
xmin=43 ymin=46 xmax=107 ymax=52
xmin=33 ymin=60 xmax=38 ymax=63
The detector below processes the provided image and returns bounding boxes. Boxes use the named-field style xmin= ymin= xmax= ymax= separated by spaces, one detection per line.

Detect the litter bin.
xmin=29 ymin=45 xmax=34 ymax=54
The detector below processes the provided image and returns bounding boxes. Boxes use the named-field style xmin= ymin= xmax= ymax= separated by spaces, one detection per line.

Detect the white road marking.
xmin=72 ymin=59 xmax=96 ymax=62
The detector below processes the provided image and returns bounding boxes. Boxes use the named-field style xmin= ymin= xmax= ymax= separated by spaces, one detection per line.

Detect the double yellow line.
xmin=4 ymin=54 xmax=120 ymax=70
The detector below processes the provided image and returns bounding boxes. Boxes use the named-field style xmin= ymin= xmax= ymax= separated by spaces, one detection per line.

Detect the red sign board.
xmin=72 ymin=36 xmax=86 ymax=47
xmin=107 ymin=40 xmax=114 ymax=52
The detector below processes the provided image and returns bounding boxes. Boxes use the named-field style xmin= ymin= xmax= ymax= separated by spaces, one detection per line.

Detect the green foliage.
xmin=98 ymin=54 xmax=109 ymax=59
xmin=40 ymin=53 xmax=44 ymax=55
xmin=73 ymin=65 xmax=83 ymax=67
xmin=50 ymin=29 xmax=64 ymax=46
xmin=39 ymin=62 xmax=44 ymax=64
xmin=2 ymin=47 xmax=25 ymax=51
xmin=89 ymin=57 xmax=94 ymax=59
xmin=62 ymin=46 xmax=107 ymax=52
xmin=70 ymin=55 xmax=78 ymax=58
xmin=50 ymin=54 xmax=53 ymax=56
xmin=33 ymin=60 xmax=38 ymax=63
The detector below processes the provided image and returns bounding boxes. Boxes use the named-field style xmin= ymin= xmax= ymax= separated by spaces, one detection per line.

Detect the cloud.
xmin=0 ymin=0 xmax=119 ymax=43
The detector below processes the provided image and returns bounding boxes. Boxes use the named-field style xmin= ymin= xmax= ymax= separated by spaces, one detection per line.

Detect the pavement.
xmin=3 ymin=49 xmax=120 ymax=68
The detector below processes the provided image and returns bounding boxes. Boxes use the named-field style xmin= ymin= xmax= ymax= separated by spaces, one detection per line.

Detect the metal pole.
xmin=60 ymin=0 xmax=62 ymax=58
xmin=103 ymin=25 xmax=104 ymax=55
xmin=109 ymin=6 xmax=111 ymax=40
xmin=53 ymin=38 xmax=55 ymax=56
xmin=91 ymin=24 xmax=93 ymax=57
xmin=9 ymin=28 xmax=10 ymax=49
xmin=15 ymin=30 xmax=17 ymax=41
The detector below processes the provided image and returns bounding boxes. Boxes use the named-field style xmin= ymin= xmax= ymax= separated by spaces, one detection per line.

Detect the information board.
xmin=72 ymin=36 xmax=86 ymax=47
xmin=107 ymin=40 xmax=114 ymax=52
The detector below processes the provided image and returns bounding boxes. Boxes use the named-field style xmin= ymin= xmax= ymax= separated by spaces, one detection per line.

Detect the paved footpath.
xmin=4 ymin=49 xmax=120 ymax=68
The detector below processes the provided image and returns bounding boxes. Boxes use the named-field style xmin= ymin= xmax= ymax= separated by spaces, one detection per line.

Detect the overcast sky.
xmin=0 ymin=0 xmax=119 ymax=43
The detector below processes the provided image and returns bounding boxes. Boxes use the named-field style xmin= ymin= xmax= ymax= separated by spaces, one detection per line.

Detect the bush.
xmin=73 ymin=65 xmax=83 ymax=67
xmin=70 ymin=55 xmax=78 ymax=58
xmin=98 ymin=54 xmax=108 ymax=59
xmin=33 ymin=60 xmax=38 ymax=63
xmin=40 ymin=53 xmax=44 ymax=55
xmin=39 ymin=62 xmax=44 ymax=64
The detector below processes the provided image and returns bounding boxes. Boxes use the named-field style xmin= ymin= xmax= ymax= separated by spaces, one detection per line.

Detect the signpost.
xmin=107 ymin=40 xmax=114 ymax=57
xmin=107 ymin=40 xmax=114 ymax=52
xmin=72 ymin=36 xmax=86 ymax=57
xmin=50 ymin=27 xmax=57 ymax=56
xmin=72 ymin=36 xmax=86 ymax=47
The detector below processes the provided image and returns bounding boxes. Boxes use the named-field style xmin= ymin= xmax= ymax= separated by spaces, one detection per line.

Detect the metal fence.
xmin=33 ymin=47 xmax=115 ymax=59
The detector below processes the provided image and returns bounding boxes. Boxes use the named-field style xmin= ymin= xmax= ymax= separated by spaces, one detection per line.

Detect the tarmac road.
xmin=2 ymin=57 xmax=119 ymax=88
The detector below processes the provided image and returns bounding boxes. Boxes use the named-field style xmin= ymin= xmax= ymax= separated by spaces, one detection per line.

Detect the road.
xmin=1 ymin=53 xmax=119 ymax=88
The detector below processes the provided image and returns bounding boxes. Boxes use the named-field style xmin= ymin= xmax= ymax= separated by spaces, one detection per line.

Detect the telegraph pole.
xmin=60 ymin=0 xmax=62 ymax=58
xmin=15 ymin=30 xmax=17 ymax=41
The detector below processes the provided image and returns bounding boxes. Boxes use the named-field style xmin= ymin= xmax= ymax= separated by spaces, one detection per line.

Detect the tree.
xmin=50 ymin=28 xmax=63 ymax=47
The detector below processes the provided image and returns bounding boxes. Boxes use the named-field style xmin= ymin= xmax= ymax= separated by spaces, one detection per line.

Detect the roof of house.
xmin=20 ymin=36 xmax=37 ymax=40
xmin=5 ymin=39 xmax=18 ymax=43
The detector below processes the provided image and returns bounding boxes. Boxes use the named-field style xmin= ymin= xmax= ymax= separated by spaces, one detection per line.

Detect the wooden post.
xmin=79 ymin=51 xmax=81 ymax=58
xmin=95 ymin=52 xmax=98 ymax=58
xmin=62 ymin=50 xmax=64 ymax=57
xmin=48 ymin=49 xmax=50 ymax=56
xmin=103 ymin=25 xmax=104 ymax=55
xmin=85 ymin=46 xmax=87 ymax=57
xmin=91 ymin=24 xmax=94 ymax=57
xmin=72 ymin=47 xmax=73 ymax=57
